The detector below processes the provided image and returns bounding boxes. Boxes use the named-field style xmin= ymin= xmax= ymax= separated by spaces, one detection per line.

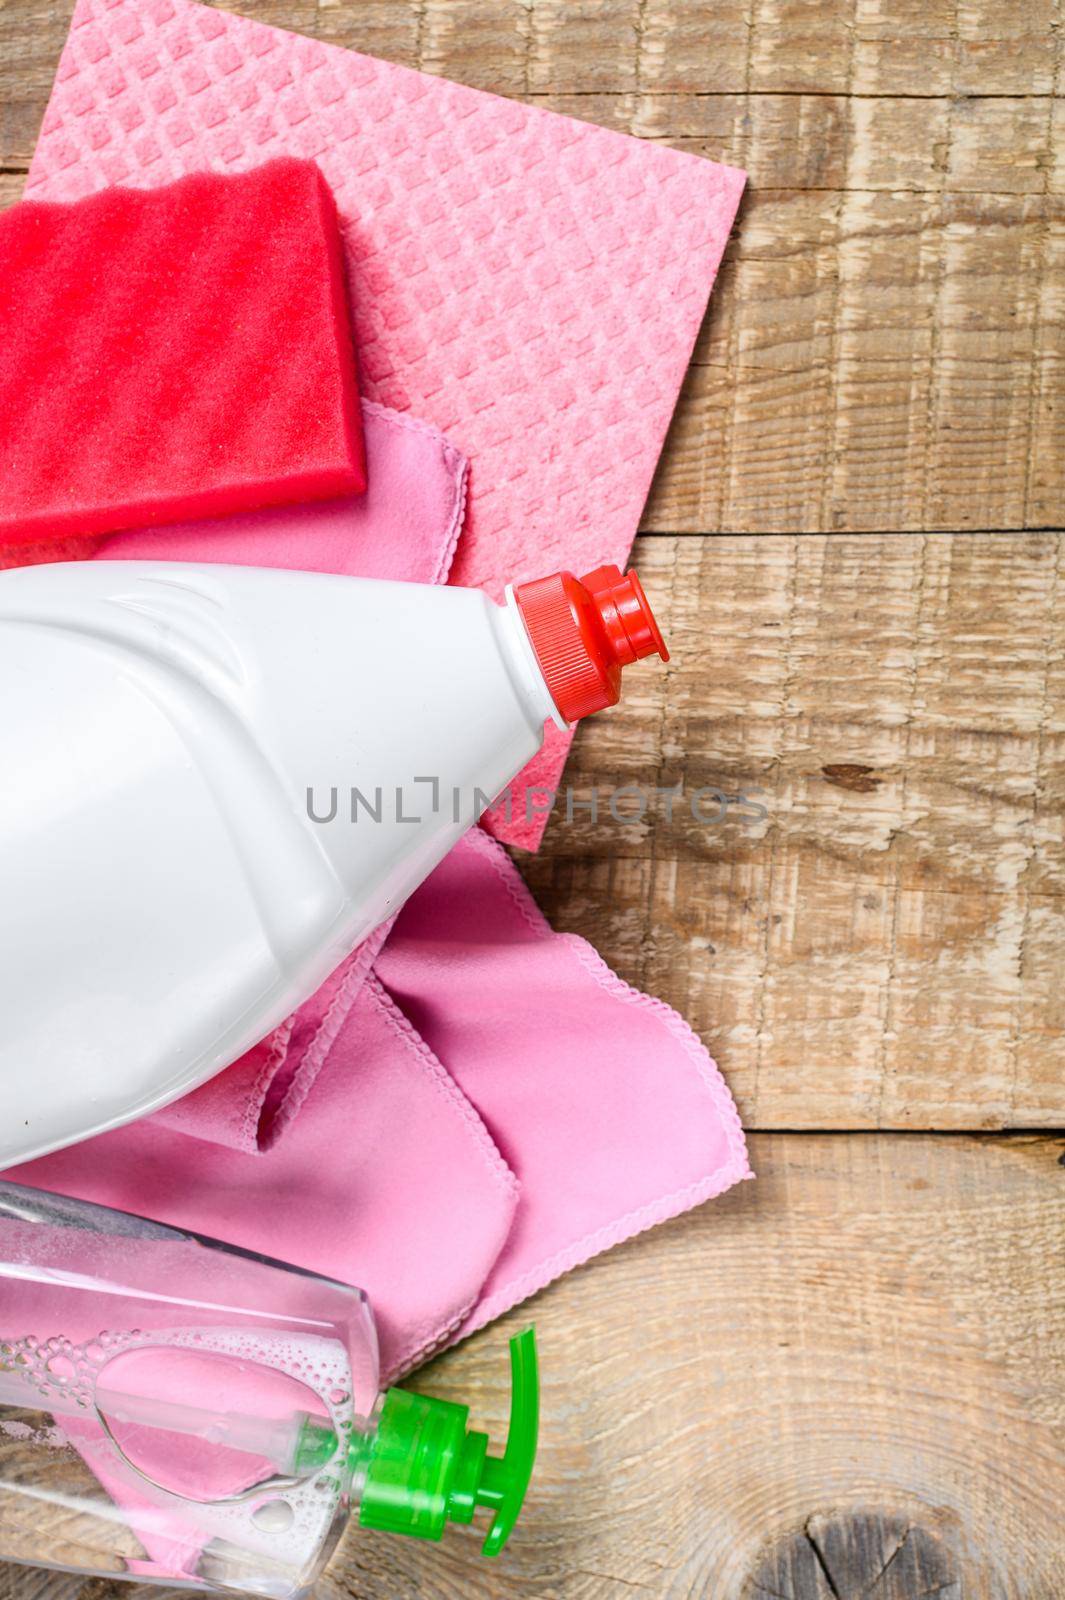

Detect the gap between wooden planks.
xmin=0 ymin=1133 xmax=1058 ymax=1600
xmin=2 ymin=0 xmax=1062 ymax=532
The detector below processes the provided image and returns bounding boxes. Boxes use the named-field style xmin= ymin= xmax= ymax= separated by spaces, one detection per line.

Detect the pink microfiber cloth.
xmin=376 ymin=831 xmax=749 ymax=1338
xmin=5 ymin=406 xmax=750 ymax=1375
xmin=4 ymin=1 xmax=750 ymax=1380
xmin=0 ymin=158 xmax=366 ymax=547
xmin=24 ymin=0 xmax=745 ymax=846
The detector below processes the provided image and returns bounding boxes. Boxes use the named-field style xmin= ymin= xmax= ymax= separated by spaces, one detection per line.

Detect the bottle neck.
xmin=499 ymin=586 xmax=570 ymax=732
xmin=509 ymin=564 xmax=669 ymax=725
xmin=296 ymin=1328 xmax=539 ymax=1559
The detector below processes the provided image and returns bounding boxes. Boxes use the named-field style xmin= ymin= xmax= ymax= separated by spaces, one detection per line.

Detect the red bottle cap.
xmin=514 ymin=564 xmax=669 ymax=724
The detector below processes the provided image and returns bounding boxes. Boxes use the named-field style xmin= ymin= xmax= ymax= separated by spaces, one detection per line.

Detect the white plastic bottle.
xmin=0 ymin=559 xmax=667 ymax=1165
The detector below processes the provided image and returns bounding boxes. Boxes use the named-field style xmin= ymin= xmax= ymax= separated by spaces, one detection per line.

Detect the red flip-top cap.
xmin=513 ymin=564 xmax=669 ymax=724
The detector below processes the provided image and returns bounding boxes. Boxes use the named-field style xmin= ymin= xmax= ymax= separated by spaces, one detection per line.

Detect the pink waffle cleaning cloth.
xmin=24 ymin=0 xmax=745 ymax=847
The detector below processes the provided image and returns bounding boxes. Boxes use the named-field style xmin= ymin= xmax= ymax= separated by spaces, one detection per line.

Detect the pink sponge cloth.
xmin=25 ymin=0 xmax=744 ymax=846
xmin=0 ymin=157 xmax=365 ymax=546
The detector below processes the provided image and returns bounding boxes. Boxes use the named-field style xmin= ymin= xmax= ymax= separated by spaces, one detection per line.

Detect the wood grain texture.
xmin=0 ymin=1134 xmax=1059 ymax=1600
xmin=521 ymin=533 xmax=1065 ymax=1130
xmin=2 ymin=0 xmax=1062 ymax=533
xmin=750 ymin=1512 xmax=963 ymax=1600
xmin=2 ymin=9 xmax=1063 ymax=1593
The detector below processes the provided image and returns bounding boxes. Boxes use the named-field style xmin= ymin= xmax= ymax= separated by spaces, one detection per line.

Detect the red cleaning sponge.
xmin=0 ymin=158 xmax=366 ymax=546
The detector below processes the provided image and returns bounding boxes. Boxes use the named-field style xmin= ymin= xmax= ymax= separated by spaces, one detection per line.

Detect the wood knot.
xmin=821 ymin=763 xmax=881 ymax=793
xmin=747 ymin=1511 xmax=960 ymax=1599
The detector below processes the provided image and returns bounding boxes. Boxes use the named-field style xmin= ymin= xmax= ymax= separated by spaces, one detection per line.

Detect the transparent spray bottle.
xmin=0 ymin=1183 xmax=538 ymax=1598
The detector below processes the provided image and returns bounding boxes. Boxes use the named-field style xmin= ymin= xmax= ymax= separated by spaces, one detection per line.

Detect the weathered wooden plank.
xmin=6 ymin=4 xmax=1061 ymax=184
xmin=5 ymin=0 xmax=1062 ymax=170
xmin=749 ymin=0 xmax=1063 ymax=98
xmin=2 ymin=1135 xmax=1058 ymax=1599
xmin=0 ymin=1570 xmax=86 ymax=1600
xmin=3 ymin=2 xmax=1062 ymax=533
xmin=499 ymin=0 xmax=1065 ymax=105
xmin=521 ymin=533 xmax=1065 ymax=1130
xmin=852 ymin=0 xmax=1063 ymax=99
xmin=644 ymin=187 xmax=1065 ymax=535
xmin=332 ymin=1135 xmax=1065 ymax=1599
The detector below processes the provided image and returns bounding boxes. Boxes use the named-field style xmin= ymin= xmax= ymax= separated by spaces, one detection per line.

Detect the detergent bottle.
xmin=0 ymin=559 xmax=667 ymax=1166
xmin=0 ymin=1180 xmax=539 ymax=1598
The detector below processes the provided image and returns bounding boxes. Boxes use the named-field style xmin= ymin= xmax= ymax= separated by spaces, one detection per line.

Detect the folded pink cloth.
xmin=4 ymin=393 xmax=750 ymax=1377
xmin=377 ymin=830 xmax=749 ymax=1341
xmin=24 ymin=0 xmax=746 ymax=847
xmin=9 ymin=977 xmax=519 ymax=1380
xmin=96 ymin=400 xmax=465 ymax=587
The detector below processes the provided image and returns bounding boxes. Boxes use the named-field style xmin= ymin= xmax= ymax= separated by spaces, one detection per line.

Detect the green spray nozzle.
xmin=297 ymin=1327 xmax=538 ymax=1558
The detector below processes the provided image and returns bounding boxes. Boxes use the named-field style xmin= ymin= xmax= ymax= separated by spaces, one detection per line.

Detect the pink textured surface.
xmin=27 ymin=0 xmax=745 ymax=847
xmin=0 ymin=158 xmax=365 ymax=548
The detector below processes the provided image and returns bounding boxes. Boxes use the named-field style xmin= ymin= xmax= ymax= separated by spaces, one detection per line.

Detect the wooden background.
xmin=1 ymin=2 xmax=1063 ymax=1597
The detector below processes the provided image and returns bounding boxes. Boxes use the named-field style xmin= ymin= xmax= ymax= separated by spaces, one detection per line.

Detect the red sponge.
xmin=0 ymin=158 xmax=366 ymax=546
